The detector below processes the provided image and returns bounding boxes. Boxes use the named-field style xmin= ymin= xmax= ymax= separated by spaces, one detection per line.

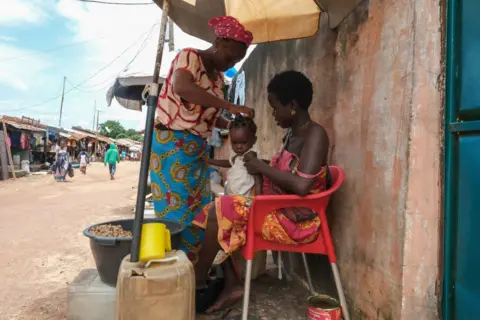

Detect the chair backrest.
xmin=299 ymin=166 xmax=344 ymax=213
xmin=325 ymin=166 xmax=345 ymax=195
xmin=244 ymin=166 xmax=345 ymax=258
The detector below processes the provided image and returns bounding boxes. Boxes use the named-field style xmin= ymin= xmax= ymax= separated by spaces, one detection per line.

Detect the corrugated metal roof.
xmin=115 ymin=138 xmax=142 ymax=147
xmin=4 ymin=120 xmax=46 ymax=132
xmin=95 ymin=135 xmax=112 ymax=144
xmin=70 ymin=132 xmax=88 ymax=140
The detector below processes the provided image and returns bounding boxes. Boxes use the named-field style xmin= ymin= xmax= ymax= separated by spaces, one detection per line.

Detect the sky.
xmin=0 ymin=0 xmax=254 ymax=131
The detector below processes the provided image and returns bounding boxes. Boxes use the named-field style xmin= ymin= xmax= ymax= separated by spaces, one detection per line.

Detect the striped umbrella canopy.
xmin=153 ymin=0 xmax=322 ymax=44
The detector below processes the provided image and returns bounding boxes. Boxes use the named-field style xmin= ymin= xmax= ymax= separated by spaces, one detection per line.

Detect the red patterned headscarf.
xmin=208 ymin=16 xmax=253 ymax=46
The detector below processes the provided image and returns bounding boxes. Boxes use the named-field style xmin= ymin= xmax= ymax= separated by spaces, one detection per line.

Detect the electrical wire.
xmin=75 ymin=0 xmax=154 ymax=5
xmin=66 ymin=78 xmax=114 ymax=93
xmin=72 ymin=76 xmax=116 ymax=90
xmin=122 ymin=23 xmax=157 ymax=73
xmin=72 ymin=23 xmax=157 ymax=92
xmin=2 ymin=24 xmax=157 ymax=113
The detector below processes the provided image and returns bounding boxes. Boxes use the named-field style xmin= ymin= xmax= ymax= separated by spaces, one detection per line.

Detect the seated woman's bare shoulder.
xmin=299 ymin=122 xmax=329 ymax=169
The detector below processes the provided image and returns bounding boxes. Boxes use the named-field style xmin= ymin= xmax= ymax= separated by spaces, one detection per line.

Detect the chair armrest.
xmin=253 ymin=193 xmax=331 ymax=213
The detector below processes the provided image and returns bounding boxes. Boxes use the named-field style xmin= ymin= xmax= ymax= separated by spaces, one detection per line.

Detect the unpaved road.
xmin=0 ymin=162 xmax=140 ymax=320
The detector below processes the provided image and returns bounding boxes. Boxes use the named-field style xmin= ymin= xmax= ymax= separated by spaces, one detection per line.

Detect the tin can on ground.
xmin=307 ymin=295 xmax=342 ymax=320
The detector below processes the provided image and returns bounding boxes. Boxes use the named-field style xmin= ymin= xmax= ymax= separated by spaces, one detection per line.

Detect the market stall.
xmin=1 ymin=116 xmax=47 ymax=174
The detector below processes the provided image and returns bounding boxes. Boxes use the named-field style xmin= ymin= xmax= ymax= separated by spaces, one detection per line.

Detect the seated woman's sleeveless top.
xmin=262 ymin=130 xmax=327 ymax=222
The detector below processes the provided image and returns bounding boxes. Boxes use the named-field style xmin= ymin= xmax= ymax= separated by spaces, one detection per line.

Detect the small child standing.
xmin=194 ymin=115 xmax=263 ymax=313
xmin=208 ymin=115 xmax=262 ymax=196
xmin=79 ymin=149 xmax=89 ymax=174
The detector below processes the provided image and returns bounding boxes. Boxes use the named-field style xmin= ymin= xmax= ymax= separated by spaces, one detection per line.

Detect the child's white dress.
xmin=226 ymin=153 xmax=255 ymax=197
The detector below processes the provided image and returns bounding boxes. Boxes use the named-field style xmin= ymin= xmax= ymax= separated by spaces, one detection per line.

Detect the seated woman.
xmin=193 ymin=70 xmax=330 ymax=313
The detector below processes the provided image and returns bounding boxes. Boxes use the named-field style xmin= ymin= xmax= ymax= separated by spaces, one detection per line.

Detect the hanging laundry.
xmin=33 ymin=133 xmax=44 ymax=146
xmin=25 ymin=133 xmax=30 ymax=150
xmin=19 ymin=132 xmax=27 ymax=149
xmin=208 ymin=127 xmax=223 ymax=147
xmin=10 ymin=131 xmax=21 ymax=147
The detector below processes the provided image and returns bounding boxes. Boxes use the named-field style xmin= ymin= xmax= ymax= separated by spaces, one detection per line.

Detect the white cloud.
xmin=0 ymin=43 xmax=52 ymax=92
xmin=50 ymin=0 xmax=210 ymax=130
xmin=78 ymin=119 xmax=89 ymax=127
xmin=0 ymin=0 xmax=48 ymax=25
xmin=55 ymin=0 xmax=209 ymax=83
xmin=0 ymin=36 xmax=17 ymax=42
xmin=0 ymin=0 xmax=254 ymax=130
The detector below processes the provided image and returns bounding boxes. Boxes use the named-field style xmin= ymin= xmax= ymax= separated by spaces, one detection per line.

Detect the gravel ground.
xmin=0 ymin=162 xmax=140 ymax=320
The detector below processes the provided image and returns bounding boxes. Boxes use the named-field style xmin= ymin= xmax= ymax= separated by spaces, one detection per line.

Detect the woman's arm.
xmin=173 ymin=69 xmax=230 ymax=109
xmin=208 ymin=159 xmax=231 ymax=168
xmin=245 ymin=125 xmax=329 ymax=196
xmin=215 ymin=115 xmax=231 ymax=130
xmin=173 ymin=70 xmax=254 ymax=117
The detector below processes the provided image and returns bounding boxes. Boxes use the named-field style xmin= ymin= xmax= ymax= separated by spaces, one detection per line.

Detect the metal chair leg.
xmin=301 ymin=253 xmax=315 ymax=294
xmin=242 ymin=259 xmax=253 ymax=320
xmin=331 ymin=262 xmax=350 ymax=320
xmin=278 ymin=251 xmax=283 ymax=280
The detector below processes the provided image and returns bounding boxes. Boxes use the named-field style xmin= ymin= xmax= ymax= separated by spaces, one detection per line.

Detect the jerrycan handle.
xmin=165 ymin=229 xmax=171 ymax=251
xmin=145 ymin=256 xmax=179 ymax=268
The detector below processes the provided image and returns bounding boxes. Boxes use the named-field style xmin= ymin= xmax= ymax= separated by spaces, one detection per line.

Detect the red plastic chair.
xmin=239 ymin=166 xmax=350 ymax=320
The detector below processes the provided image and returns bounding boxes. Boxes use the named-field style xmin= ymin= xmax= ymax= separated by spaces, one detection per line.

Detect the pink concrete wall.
xmin=218 ymin=0 xmax=443 ymax=318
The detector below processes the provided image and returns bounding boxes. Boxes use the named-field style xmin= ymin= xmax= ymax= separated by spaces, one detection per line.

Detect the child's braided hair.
xmin=230 ymin=114 xmax=257 ymax=136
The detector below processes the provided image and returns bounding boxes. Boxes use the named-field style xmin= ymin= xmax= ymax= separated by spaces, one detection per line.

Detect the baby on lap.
xmin=208 ymin=115 xmax=262 ymax=197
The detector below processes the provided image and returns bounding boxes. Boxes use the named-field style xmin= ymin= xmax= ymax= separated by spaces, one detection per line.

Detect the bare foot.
xmin=206 ymin=285 xmax=244 ymax=314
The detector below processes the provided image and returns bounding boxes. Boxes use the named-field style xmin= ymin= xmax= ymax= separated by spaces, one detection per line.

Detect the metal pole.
xmin=92 ymin=101 xmax=96 ymax=131
xmin=131 ymin=0 xmax=169 ymax=262
xmin=59 ymin=76 xmax=66 ymax=127
xmin=96 ymin=110 xmax=100 ymax=132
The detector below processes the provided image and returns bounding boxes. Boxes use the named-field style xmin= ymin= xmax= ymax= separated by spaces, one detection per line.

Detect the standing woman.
xmin=150 ymin=16 xmax=254 ymax=264
xmin=53 ymin=139 xmax=70 ymax=182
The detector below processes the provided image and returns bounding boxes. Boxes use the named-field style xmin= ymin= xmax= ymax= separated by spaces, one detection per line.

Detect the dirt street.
xmin=0 ymin=162 xmax=141 ymax=320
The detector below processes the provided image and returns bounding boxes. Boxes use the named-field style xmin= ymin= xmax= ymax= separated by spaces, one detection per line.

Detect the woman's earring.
xmin=291 ymin=109 xmax=296 ymax=115
xmin=214 ymin=48 xmax=217 ymax=53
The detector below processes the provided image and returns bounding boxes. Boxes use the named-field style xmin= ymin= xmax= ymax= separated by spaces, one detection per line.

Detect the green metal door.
xmin=444 ymin=0 xmax=480 ymax=319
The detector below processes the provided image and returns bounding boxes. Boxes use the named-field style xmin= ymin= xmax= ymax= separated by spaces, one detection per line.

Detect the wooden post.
xmin=1 ymin=118 xmax=16 ymax=180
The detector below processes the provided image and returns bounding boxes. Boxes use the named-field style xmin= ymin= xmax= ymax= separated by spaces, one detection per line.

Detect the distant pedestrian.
xmin=79 ymin=148 xmax=89 ymax=174
xmin=104 ymin=143 xmax=120 ymax=180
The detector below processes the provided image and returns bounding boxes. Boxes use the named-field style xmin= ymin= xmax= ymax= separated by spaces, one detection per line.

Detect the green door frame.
xmin=443 ymin=0 xmax=480 ymax=317
xmin=443 ymin=0 xmax=457 ymax=318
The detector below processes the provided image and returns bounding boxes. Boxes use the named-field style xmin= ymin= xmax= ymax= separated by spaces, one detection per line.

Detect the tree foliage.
xmin=99 ymin=120 xmax=142 ymax=141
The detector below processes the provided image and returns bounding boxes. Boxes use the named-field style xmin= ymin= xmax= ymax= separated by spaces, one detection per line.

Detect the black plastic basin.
xmin=83 ymin=218 xmax=185 ymax=287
